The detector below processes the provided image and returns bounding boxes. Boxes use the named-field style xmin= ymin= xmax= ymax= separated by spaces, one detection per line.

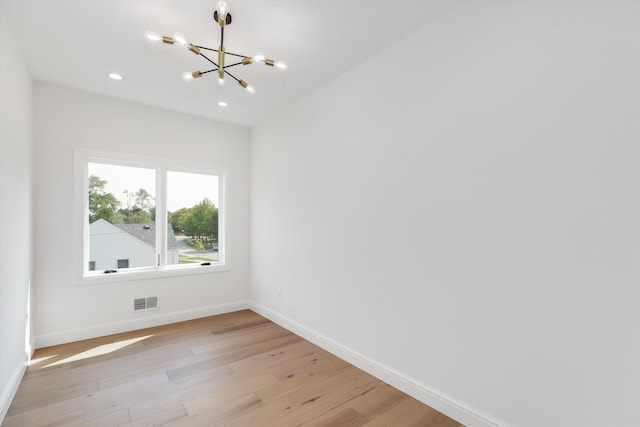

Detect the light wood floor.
xmin=3 ymin=310 xmax=464 ymax=427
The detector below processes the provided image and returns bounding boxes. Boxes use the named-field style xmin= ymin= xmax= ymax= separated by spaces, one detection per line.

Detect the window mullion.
xmin=156 ymin=165 xmax=168 ymax=268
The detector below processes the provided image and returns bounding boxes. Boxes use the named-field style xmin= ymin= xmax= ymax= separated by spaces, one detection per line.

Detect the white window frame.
xmin=74 ymin=148 xmax=229 ymax=285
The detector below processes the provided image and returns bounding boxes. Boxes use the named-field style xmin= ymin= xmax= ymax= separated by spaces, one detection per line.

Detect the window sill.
xmin=77 ymin=263 xmax=230 ymax=286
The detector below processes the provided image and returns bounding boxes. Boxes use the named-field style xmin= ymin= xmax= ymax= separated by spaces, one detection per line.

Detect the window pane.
xmin=167 ymin=171 xmax=219 ymax=266
xmin=88 ymin=162 xmax=156 ymax=272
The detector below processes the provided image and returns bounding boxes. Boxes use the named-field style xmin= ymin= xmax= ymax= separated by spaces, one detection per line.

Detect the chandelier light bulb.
xmin=173 ymin=32 xmax=187 ymax=46
xmin=274 ymin=61 xmax=288 ymax=70
xmin=253 ymin=53 xmax=265 ymax=62
xmin=183 ymin=71 xmax=202 ymax=82
xmin=144 ymin=31 xmax=162 ymax=42
xmin=239 ymin=79 xmax=255 ymax=94
xmin=218 ymin=77 xmax=225 ymax=86
xmin=216 ymin=1 xmax=228 ymax=21
xmin=218 ymin=101 xmax=228 ymax=107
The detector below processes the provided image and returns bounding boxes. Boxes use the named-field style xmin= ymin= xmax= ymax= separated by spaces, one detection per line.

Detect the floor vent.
xmin=134 ymin=296 xmax=159 ymax=311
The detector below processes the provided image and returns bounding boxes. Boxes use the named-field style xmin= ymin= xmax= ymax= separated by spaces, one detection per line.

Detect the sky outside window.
xmin=88 ymin=163 xmax=219 ymax=212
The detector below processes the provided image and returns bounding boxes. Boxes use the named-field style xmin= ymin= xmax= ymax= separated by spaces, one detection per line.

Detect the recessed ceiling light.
xmin=108 ymin=73 xmax=123 ymax=80
xmin=218 ymin=101 xmax=228 ymax=107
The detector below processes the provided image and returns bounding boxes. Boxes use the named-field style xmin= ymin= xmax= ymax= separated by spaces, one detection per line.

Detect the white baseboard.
xmin=34 ymin=301 xmax=250 ymax=348
xmin=0 ymin=354 xmax=27 ymax=425
xmin=249 ymin=301 xmax=507 ymax=427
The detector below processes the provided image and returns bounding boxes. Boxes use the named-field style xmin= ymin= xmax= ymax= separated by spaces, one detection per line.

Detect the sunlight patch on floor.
xmin=28 ymin=355 xmax=56 ymax=366
xmin=43 ymin=335 xmax=153 ymax=368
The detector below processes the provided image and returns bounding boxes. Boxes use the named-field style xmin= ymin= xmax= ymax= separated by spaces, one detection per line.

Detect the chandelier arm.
xmin=223 ymin=70 xmax=241 ymax=83
xmin=224 ymin=51 xmax=251 ymax=59
xmin=196 ymin=46 xmax=220 ymax=53
xmin=194 ymin=46 xmax=249 ymax=60
xmin=223 ymin=61 xmax=246 ymax=69
xmin=198 ymin=52 xmax=219 ymax=68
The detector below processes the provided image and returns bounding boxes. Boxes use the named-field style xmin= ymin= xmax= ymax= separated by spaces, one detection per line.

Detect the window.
xmin=75 ymin=149 xmax=227 ymax=282
xmin=167 ymin=171 xmax=220 ymax=266
xmin=88 ymin=162 xmax=157 ymax=271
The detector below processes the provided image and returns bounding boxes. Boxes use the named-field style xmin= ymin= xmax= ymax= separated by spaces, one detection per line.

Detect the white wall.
xmin=250 ymin=1 xmax=640 ymax=427
xmin=0 ymin=3 xmax=33 ymax=422
xmin=33 ymin=82 xmax=251 ymax=347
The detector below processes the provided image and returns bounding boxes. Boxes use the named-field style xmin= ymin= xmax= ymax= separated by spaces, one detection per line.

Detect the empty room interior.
xmin=1 ymin=1 xmax=638 ymax=426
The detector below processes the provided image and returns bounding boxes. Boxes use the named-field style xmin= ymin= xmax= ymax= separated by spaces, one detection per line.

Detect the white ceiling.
xmin=1 ymin=0 xmax=461 ymax=128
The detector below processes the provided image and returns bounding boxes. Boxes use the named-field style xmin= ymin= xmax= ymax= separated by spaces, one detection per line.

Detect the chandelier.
xmin=145 ymin=1 xmax=287 ymax=95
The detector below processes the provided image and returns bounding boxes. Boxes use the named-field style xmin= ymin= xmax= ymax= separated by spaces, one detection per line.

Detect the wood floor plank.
xmin=82 ymin=407 xmax=131 ymax=427
xmin=83 ymin=374 xmax=176 ymax=421
xmin=128 ymin=401 xmax=188 ymax=425
xmin=268 ymin=346 xmax=348 ymax=382
xmin=299 ymin=382 xmax=405 ymax=427
xmin=182 ymin=371 xmax=279 ymax=417
xmin=267 ymin=370 xmax=381 ymax=426
xmin=1 ymin=408 xmax=85 ymax=427
xmin=164 ymin=393 xmax=263 ymax=427
xmin=410 ymin=410 xmax=467 ymax=427
xmin=6 ymin=378 xmax=100 ymax=417
xmin=2 ymin=310 xmax=464 ymax=427
xmin=189 ymin=323 xmax=296 ymax=357
xmin=256 ymin=348 xmax=353 ymax=404
xmin=305 ymin=407 xmax=370 ymax=427
xmin=222 ymin=365 xmax=380 ymax=426
xmin=4 ymin=372 xmax=169 ymax=426
xmin=227 ymin=339 xmax=316 ymax=375
xmin=361 ymin=396 xmax=463 ymax=427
